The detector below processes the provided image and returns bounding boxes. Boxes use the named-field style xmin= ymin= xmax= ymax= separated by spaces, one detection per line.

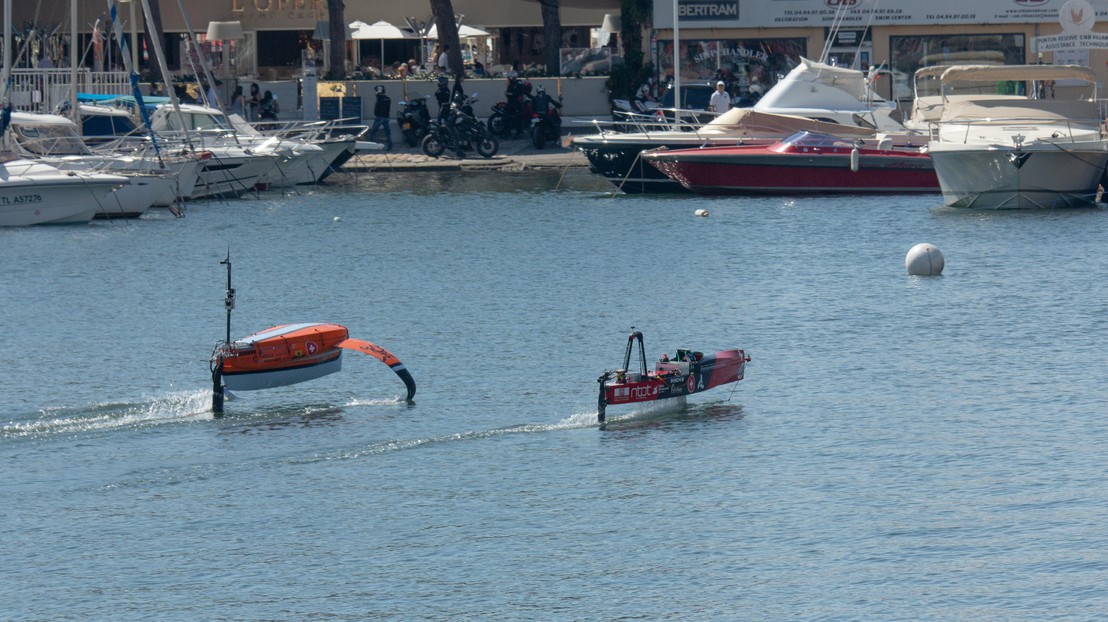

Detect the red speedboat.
xmin=209 ymin=255 xmax=415 ymax=413
xmin=642 ymin=131 xmax=938 ymax=195
xmin=597 ymin=329 xmax=750 ymax=422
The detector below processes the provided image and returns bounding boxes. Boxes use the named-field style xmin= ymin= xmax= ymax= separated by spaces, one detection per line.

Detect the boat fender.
xmin=850 ymin=147 xmax=860 ymax=172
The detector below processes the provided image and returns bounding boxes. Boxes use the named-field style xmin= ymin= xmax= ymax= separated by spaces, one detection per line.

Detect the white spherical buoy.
xmin=694 ymin=209 xmax=709 ymax=217
xmin=906 ymin=243 xmax=944 ymax=276
xmin=333 ymin=216 xmax=343 ymax=222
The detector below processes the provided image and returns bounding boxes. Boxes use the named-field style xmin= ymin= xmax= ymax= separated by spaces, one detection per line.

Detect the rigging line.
xmin=819 ymin=1 xmax=853 ymax=65
xmin=855 ymin=0 xmax=879 ymax=65
xmin=554 ymin=133 xmax=574 ymax=191
xmin=614 ymin=149 xmax=643 ymax=197
xmin=173 ymin=0 xmax=229 ymax=118
xmin=727 ymin=378 xmax=740 ymax=402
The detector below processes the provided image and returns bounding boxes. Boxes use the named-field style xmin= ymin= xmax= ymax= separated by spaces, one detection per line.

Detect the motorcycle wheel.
xmin=476 ymin=133 xmax=499 ymax=158
xmin=531 ymin=125 xmax=546 ymax=150
xmin=403 ymin=128 xmax=418 ymax=148
xmin=487 ymin=113 xmax=508 ymax=138
xmin=421 ymin=132 xmax=446 ymax=158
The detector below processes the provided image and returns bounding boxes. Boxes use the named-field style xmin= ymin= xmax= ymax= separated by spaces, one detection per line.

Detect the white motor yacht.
xmin=7 ymin=112 xmax=201 ymax=216
xmin=925 ymin=64 xmax=1108 ymax=209
xmin=0 ymin=154 xmax=127 ymax=226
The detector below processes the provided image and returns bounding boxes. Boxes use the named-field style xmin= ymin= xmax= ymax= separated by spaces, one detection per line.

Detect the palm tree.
xmin=326 ymin=0 xmax=347 ymax=79
xmin=538 ymin=0 xmax=561 ymax=76
xmin=428 ymin=0 xmax=462 ymax=75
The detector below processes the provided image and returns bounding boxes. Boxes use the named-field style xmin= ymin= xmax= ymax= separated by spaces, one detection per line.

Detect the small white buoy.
xmin=906 ymin=243 xmax=944 ymax=276
xmin=694 ymin=209 xmax=709 ymax=217
xmin=333 ymin=216 xmax=342 ymax=222
xmin=850 ymin=147 xmax=860 ymax=172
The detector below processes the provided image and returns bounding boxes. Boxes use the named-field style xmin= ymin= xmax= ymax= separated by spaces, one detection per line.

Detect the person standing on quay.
xmin=709 ymin=80 xmax=731 ymax=114
xmin=437 ymin=44 xmax=451 ymax=74
xmin=370 ymin=85 xmax=393 ymax=151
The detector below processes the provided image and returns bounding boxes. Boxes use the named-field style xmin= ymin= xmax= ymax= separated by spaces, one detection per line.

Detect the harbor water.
xmin=3 ymin=169 xmax=1108 ymax=620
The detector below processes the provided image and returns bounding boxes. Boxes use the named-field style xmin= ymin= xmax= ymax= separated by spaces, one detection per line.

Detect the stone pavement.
xmin=343 ymin=133 xmax=589 ymax=172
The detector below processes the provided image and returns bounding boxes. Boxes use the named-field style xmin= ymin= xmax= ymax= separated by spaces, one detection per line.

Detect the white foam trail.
xmin=344 ymin=395 xmax=409 ymax=407
xmin=3 ymin=390 xmax=212 ymax=438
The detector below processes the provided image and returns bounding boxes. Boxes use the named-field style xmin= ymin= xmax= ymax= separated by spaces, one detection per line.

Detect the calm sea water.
xmin=3 ymin=169 xmax=1108 ymax=620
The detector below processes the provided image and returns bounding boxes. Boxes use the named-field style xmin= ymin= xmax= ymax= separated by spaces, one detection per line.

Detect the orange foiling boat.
xmin=208 ymin=254 xmax=415 ymax=414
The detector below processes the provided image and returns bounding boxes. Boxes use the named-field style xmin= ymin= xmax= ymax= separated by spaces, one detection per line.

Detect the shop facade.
xmin=652 ymin=0 xmax=1108 ymax=105
xmin=12 ymin=0 xmax=619 ymax=79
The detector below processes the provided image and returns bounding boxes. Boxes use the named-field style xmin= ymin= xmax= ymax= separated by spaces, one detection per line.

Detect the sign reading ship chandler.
xmin=679 ymin=0 xmax=739 ymax=22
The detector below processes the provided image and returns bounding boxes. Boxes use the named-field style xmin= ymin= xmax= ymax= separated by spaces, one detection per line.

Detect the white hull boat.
xmin=926 ymin=65 xmax=1108 ymax=209
xmin=0 ymin=157 xmax=125 ymax=226
xmin=191 ymin=149 xmax=276 ymax=199
xmin=928 ymin=140 xmax=1108 ymax=208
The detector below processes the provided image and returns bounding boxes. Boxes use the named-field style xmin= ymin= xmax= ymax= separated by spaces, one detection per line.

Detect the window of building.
xmin=890 ymin=33 xmax=1026 ymax=93
xmin=656 ymin=38 xmax=807 ymax=102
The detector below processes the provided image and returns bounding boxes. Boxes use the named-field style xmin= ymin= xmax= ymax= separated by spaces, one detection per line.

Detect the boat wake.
xmin=2 ymin=390 xmax=213 ymax=439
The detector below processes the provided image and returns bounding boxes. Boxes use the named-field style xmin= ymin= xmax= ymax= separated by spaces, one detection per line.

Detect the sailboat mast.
xmin=221 ymin=252 xmax=234 ymax=344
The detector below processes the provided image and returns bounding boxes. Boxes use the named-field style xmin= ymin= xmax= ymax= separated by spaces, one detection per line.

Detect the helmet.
xmin=374 ymin=85 xmax=385 ymax=94
xmin=438 ymin=75 xmax=449 ymax=86
xmin=522 ymin=81 xmax=532 ymax=94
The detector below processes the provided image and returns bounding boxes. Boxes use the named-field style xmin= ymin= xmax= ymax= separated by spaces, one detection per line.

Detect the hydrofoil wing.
xmin=337 ymin=338 xmax=417 ymax=401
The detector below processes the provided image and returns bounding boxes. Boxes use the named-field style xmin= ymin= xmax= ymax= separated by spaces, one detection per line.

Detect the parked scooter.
xmin=422 ymin=94 xmax=499 ymax=159
xmin=529 ymin=85 xmax=562 ymax=149
xmin=397 ymin=96 xmax=432 ymax=148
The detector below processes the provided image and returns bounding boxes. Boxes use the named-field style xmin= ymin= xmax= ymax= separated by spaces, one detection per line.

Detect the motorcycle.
xmin=397 ymin=96 xmax=432 ymax=148
xmin=487 ymin=98 xmax=534 ymax=138
xmin=421 ymin=94 xmax=499 ymax=159
xmin=529 ymin=103 xmax=562 ymax=150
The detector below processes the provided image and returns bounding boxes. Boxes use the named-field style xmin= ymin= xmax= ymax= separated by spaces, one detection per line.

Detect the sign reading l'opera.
xmin=678 ymin=0 xmax=739 ymax=21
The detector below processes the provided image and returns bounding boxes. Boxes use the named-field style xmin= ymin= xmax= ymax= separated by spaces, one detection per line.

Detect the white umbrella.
xmin=425 ymin=24 xmax=490 ymax=39
xmin=349 ymin=20 xmax=416 ymax=67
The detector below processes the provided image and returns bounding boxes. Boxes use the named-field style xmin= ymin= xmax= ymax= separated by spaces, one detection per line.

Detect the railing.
xmin=928 ymin=116 xmax=1106 ymax=145
xmin=601 ymin=108 xmax=720 ymax=137
xmin=9 ymin=69 xmax=131 ymax=114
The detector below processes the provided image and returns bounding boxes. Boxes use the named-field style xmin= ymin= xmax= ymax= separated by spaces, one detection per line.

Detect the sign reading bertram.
xmin=679 ymin=0 xmax=739 ymax=21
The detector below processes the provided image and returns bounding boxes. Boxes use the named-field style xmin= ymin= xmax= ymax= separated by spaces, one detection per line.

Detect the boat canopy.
xmin=8 ymin=112 xmax=92 ymax=156
xmin=940 ymin=64 xmax=1096 ymax=85
xmin=703 ymin=108 xmax=874 ymax=137
xmin=940 ymin=97 xmax=1100 ymax=123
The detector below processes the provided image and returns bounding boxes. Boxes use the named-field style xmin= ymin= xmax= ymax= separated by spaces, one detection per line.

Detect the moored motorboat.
xmin=596 ymin=329 xmax=750 ymax=423
xmin=0 ymin=155 xmax=127 ymax=226
xmin=573 ymin=58 xmax=909 ymax=194
xmin=643 ymin=130 xmax=936 ymax=195
xmin=925 ymin=64 xmax=1108 ymax=209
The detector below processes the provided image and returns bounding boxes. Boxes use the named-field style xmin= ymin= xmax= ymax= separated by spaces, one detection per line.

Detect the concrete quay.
xmin=343 ymin=134 xmax=590 ymax=173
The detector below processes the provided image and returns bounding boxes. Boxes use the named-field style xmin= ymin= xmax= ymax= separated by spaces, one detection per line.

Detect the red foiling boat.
xmin=596 ymin=329 xmax=750 ymax=422
xmin=208 ymin=255 xmax=415 ymax=414
xmin=641 ymin=130 xmax=938 ymax=195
